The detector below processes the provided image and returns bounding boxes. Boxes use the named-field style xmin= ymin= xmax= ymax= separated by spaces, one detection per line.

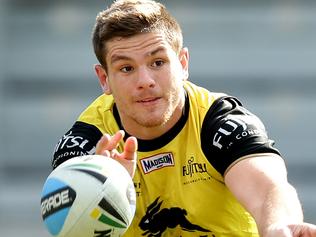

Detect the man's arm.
xmin=52 ymin=121 xmax=103 ymax=169
xmin=224 ymin=153 xmax=316 ymax=237
xmin=53 ymin=122 xmax=137 ymax=177
xmin=201 ymin=96 xmax=316 ymax=236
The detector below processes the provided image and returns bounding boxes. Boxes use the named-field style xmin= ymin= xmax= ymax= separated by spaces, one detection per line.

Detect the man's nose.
xmin=136 ymin=66 xmax=155 ymax=89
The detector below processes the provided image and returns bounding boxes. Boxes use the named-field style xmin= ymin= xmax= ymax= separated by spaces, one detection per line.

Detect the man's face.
xmin=98 ymin=32 xmax=189 ymax=134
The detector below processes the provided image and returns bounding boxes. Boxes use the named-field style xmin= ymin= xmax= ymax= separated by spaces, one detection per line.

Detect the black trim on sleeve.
xmin=52 ymin=121 xmax=103 ymax=169
xmin=201 ymin=96 xmax=281 ymax=176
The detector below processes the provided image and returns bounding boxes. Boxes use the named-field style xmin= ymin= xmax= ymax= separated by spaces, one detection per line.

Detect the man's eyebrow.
xmin=148 ymin=46 xmax=167 ymax=56
xmin=110 ymin=54 xmax=131 ymax=65
xmin=110 ymin=46 xmax=167 ymax=64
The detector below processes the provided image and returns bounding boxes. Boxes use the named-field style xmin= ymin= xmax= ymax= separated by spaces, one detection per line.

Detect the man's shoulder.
xmin=87 ymin=94 xmax=114 ymax=110
xmin=76 ymin=94 xmax=115 ymax=130
xmin=184 ymin=81 xmax=227 ymax=111
xmin=80 ymin=94 xmax=114 ymax=115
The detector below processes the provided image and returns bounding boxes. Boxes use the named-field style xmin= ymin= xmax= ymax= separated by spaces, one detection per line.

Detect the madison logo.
xmin=139 ymin=197 xmax=214 ymax=237
xmin=140 ymin=153 xmax=174 ymax=174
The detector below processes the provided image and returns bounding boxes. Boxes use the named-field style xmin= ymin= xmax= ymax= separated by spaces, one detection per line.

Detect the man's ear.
xmin=94 ymin=64 xmax=111 ymax=94
xmin=179 ymin=47 xmax=189 ymax=80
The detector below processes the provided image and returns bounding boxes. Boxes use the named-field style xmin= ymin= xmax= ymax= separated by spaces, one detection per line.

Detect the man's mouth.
xmin=137 ymin=97 xmax=160 ymax=104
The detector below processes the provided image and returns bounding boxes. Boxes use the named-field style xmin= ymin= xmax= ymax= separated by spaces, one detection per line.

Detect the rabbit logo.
xmin=139 ymin=197 xmax=214 ymax=237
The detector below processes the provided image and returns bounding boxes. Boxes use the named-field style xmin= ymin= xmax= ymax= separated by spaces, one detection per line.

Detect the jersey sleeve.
xmin=201 ymin=96 xmax=281 ymax=176
xmin=52 ymin=121 xmax=103 ymax=169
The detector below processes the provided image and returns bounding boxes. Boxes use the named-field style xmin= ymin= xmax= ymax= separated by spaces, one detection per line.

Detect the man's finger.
xmin=95 ymin=131 xmax=125 ymax=155
xmin=121 ymin=136 xmax=138 ymax=160
xmin=107 ymin=130 xmax=124 ymax=150
xmin=95 ymin=134 xmax=111 ymax=154
xmin=288 ymin=223 xmax=316 ymax=236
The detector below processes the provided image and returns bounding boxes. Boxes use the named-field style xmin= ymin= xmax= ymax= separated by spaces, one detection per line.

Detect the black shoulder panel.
xmin=201 ymin=96 xmax=280 ymax=176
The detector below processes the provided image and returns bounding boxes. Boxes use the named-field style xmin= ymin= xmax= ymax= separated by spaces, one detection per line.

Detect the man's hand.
xmin=266 ymin=222 xmax=316 ymax=237
xmin=95 ymin=130 xmax=138 ymax=178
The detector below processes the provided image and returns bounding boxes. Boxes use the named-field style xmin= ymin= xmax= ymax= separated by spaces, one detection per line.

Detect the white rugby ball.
xmin=40 ymin=155 xmax=136 ymax=237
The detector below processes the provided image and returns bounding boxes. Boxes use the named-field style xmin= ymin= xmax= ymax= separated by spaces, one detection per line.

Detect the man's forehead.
xmin=106 ymin=34 xmax=172 ymax=62
xmin=109 ymin=46 xmax=169 ymax=65
xmin=107 ymin=32 xmax=168 ymax=49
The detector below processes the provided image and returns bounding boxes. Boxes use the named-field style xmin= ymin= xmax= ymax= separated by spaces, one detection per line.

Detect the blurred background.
xmin=0 ymin=0 xmax=315 ymax=236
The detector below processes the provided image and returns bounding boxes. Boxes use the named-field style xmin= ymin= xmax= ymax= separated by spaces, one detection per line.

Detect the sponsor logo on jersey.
xmin=54 ymin=131 xmax=96 ymax=154
xmin=140 ymin=153 xmax=174 ymax=174
xmin=55 ymin=151 xmax=88 ymax=160
xmin=182 ymin=157 xmax=213 ymax=185
xmin=41 ymin=186 xmax=76 ymax=219
xmin=213 ymin=118 xmax=246 ymax=150
xmin=139 ymin=197 xmax=214 ymax=237
xmin=212 ymin=115 xmax=267 ymax=150
xmin=235 ymin=128 xmax=262 ymax=140
xmin=134 ymin=182 xmax=142 ymax=197
xmin=183 ymin=156 xmax=208 ymax=177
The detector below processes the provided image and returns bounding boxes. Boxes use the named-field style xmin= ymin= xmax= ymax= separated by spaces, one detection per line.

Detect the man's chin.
xmin=135 ymin=116 xmax=168 ymax=128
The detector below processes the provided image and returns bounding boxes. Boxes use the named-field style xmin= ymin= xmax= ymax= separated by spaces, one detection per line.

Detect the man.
xmin=52 ymin=0 xmax=316 ymax=236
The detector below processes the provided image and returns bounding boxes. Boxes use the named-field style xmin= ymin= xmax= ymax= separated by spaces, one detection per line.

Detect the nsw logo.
xmin=140 ymin=153 xmax=174 ymax=174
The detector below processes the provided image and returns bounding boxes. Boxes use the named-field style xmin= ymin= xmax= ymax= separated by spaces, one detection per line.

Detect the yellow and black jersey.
xmin=53 ymin=81 xmax=280 ymax=237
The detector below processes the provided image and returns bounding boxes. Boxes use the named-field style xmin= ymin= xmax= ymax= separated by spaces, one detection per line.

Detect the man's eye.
xmin=120 ymin=66 xmax=133 ymax=73
xmin=152 ymin=60 xmax=164 ymax=67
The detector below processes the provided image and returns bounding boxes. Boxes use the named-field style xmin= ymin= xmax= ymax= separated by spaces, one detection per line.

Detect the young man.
xmin=52 ymin=0 xmax=316 ymax=236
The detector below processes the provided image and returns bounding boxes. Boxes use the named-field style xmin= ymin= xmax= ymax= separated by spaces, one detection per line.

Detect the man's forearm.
xmin=254 ymin=183 xmax=303 ymax=237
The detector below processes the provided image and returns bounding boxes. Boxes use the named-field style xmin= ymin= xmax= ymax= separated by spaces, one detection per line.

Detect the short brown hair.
xmin=92 ymin=0 xmax=183 ymax=68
